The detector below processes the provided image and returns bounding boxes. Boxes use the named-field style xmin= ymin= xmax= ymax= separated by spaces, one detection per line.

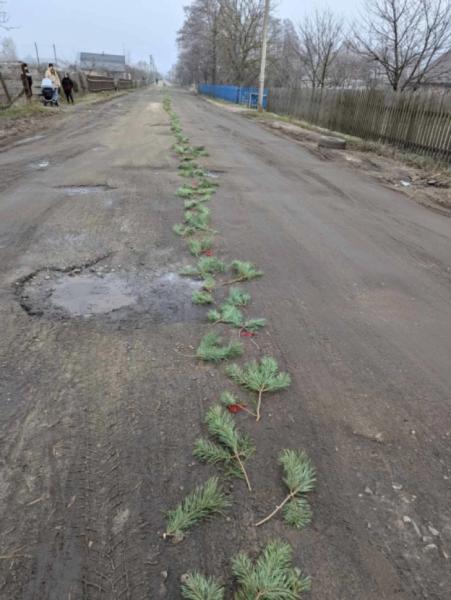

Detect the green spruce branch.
xmin=197 ymin=332 xmax=243 ymax=362
xmin=226 ymin=357 xmax=291 ymax=421
xmin=255 ymin=449 xmax=315 ymax=529
xmin=164 ymin=477 xmax=229 ymax=543
xmin=194 ymin=405 xmax=254 ymax=491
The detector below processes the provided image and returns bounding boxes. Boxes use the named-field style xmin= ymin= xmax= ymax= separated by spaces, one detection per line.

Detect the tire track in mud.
xmin=70 ymin=352 xmax=151 ymax=600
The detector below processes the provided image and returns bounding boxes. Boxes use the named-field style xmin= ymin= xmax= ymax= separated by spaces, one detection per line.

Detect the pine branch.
xmin=181 ymin=257 xmax=226 ymax=279
xmin=208 ymin=304 xmax=243 ymax=327
xmin=192 ymin=290 xmax=214 ymax=305
xmin=255 ymin=449 xmax=316 ymax=528
xmin=197 ymin=332 xmax=243 ymax=362
xmin=223 ymin=260 xmax=263 ymax=285
xmin=232 ymin=541 xmax=311 ymax=599
xmin=173 ymin=223 xmax=195 ymax=237
xmin=220 ymin=391 xmax=256 ymax=417
xmin=225 ymin=288 xmax=251 ymax=307
xmin=181 ymin=572 xmax=225 ymax=600
xmin=194 ymin=406 xmax=254 ymax=490
xmin=164 ymin=477 xmax=229 ymax=542
xmin=226 ymin=357 xmax=291 ymax=421
xmin=189 ymin=238 xmax=214 ymax=257
xmin=184 ymin=206 xmax=211 ymax=231
xmin=201 ymin=275 xmax=216 ymax=292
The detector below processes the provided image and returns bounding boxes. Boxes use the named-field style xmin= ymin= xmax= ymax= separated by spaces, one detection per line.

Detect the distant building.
xmin=79 ymin=52 xmax=126 ymax=77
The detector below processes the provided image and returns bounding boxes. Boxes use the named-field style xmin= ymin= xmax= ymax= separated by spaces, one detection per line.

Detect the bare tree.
xmin=0 ymin=36 xmax=17 ymax=60
xmin=218 ymin=0 xmax=266 ymax=85
xmin=297 ymin=9 xmax=344 ymax=88
xmin=177 ymin=0 xmax=220 ymax=84
xmin=353 ymin=0 xmax=451 ymax=91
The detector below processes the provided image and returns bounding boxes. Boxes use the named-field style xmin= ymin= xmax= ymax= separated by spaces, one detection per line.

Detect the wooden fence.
xmin=268 ymin=87 xmax=451 ymax=162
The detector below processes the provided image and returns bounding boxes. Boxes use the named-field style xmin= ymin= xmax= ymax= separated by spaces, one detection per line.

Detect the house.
xmin=79 ymin=52 xmax=127 ymax=78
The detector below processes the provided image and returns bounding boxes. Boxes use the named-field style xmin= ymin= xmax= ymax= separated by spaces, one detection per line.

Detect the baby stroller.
xmin=41 ymin=78 xmax=58 ymax=106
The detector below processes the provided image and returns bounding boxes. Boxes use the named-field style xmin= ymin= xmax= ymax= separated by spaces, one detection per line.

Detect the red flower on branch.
xmin=227 ymin=404 xmax=244 ymax=414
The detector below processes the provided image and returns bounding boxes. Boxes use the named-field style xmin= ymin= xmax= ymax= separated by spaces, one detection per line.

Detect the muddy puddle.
xmin=19 ymin=267 xmax=203 ymax=323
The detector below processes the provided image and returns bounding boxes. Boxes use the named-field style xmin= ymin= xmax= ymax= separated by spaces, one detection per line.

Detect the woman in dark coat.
xmin=61 ymin=73 xmax=74 ymax=104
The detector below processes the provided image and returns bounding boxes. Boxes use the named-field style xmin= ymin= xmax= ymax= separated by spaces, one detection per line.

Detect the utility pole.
xmin=257 ymin=0 xmax=270 ymax=112
xmin=149 ymin=54 xmax=156 ymax=83
xmin=53 ymin=44 xmax=58 ymax=65
xmin=34 ymin=42 xmax=40 ymax=67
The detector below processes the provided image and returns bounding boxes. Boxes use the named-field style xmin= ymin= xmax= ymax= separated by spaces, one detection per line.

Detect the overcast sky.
xmin=5 ymin=0 xmax=356 ymax=74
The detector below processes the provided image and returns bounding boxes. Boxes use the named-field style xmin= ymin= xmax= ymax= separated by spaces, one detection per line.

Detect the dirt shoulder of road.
xmin=204 ymin=96 xmax=451 ymax=216
xmin=0 ymin=90 xmax=134 ymax=148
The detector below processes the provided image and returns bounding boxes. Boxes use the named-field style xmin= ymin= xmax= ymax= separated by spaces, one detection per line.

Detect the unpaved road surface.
xmin=0 ymin=87 xmax=450 ymax=599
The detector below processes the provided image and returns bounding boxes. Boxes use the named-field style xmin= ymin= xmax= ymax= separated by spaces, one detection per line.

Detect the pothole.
xmin=57 ymin=184 xmax=116 ymax=196
xmin=18 ymin=266 xmax=203 ymax=322
xmin=30 ymin=160 xmax=49 ymax=170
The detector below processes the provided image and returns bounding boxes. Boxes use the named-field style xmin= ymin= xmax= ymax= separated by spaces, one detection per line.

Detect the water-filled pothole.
xmin=19 ymin=267 xmax=203 ymax=322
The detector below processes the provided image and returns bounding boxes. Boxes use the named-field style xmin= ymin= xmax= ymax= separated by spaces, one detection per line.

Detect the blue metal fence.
xmin=198 ymin=84 xmax=268 ymax=109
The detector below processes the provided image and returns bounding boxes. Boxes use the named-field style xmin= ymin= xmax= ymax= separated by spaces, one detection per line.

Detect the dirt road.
xmin=0 ymin=87 xmax=450 ymax=599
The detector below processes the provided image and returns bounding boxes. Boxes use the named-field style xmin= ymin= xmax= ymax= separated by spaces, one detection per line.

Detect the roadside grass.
xmin=247 ymin=109 xmax=449 ymax=172
xmin=0 ymin=102 xmax=51 ymax=120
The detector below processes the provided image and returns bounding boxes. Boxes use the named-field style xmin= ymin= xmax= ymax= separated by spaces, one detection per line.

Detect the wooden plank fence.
xmin=268 ymin=87 xmax=451 ymax=162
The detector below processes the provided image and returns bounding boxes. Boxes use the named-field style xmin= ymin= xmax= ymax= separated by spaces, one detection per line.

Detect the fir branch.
xmin=181 ymin=572 xmax=225 ymax=600
xmin=226 ymin=357 xmax=291 ymax=421
xmin=194 ymin=406 xmax=254 ymax=490
xmin=164 ymin=477 xmax=229 ymax=542
xmin=255 ymin=449 xmax=316 ymax=528
xmin=223 ymin=261 xmax=263 ymax=285
xmin=232 ymin=541 xmax=311 ymax=599
xmin=192 ymin=290 xmax=214 ymax=305
xmin=197 ymin=332 xmax=243 ymax=362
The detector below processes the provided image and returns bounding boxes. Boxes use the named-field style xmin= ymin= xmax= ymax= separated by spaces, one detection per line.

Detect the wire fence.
xmin=268 ymin=87 xmax=451 ymax=162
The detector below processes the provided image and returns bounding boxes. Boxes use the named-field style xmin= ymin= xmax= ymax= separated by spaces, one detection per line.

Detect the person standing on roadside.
xmin=61 ymin=73 xmax=75 ymax=104
xmin=45 ymin=63 xmax=61 ymax=102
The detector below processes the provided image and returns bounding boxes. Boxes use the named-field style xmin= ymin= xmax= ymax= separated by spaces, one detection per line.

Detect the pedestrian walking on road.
xmin=62 ymin=73 xmax=75 ymax=104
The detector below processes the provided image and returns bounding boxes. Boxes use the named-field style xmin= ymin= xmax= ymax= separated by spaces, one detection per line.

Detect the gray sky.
xmin=5 ymin=0 xmax=356 ymax=74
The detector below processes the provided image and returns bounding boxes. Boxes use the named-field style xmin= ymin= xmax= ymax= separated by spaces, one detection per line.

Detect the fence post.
xmin=0 ymin=71 xmax=12 ymax=106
